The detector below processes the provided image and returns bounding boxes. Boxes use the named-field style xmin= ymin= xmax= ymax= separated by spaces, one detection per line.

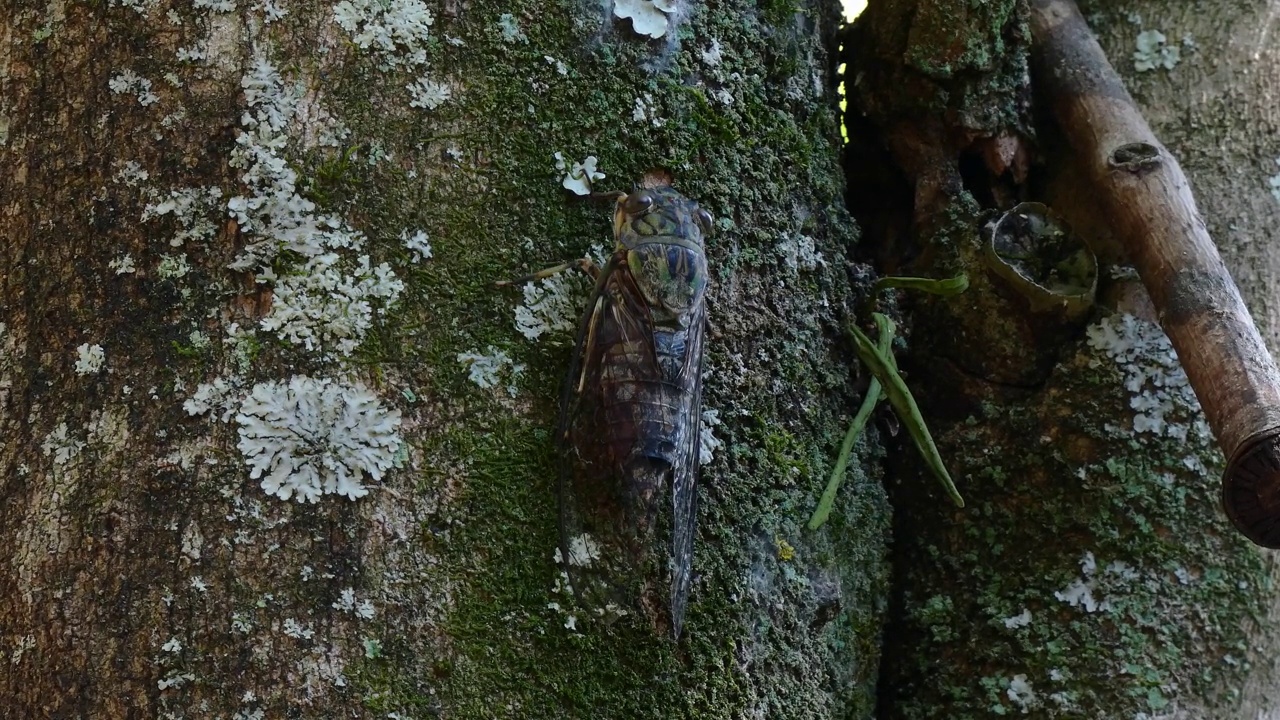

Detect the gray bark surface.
xmin=1085 ymin=2 xmax=1280 ymax=715
xmin=0 ymin=1 xmax=885 ymax=717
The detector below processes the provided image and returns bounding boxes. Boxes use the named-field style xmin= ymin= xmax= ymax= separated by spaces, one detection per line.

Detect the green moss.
xmin=878 ymin=329 xmax=1268 ymax=718
xmin=760 ymin=0 xmax=803 ymax=28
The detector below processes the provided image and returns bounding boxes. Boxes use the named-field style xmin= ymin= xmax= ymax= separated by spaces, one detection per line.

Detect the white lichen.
xmin=332 ymin=588 xmax=376 ymax=619
xmin=497 ymin=13 xmax=527 ymax=43
xmin=513 ymin=272 xmax=586 ymax=341
xmin=282 ymin=618 xmax=314 ymax=639
xmin=257 ymin=0 xmax=286 ymax=22
xmin=1086 ymin=313 xmax=1208 ymax=442
xmin=614 ymin=0 xmax=676 ymax=39
xmin=554 ymin=152 xmax=605 ymax=196
xmin=699 ymin=408 xmax=723 ymax=465
xmin=41 ymin=423 xmax=85 ymax=466
xmin=552 ymin=534 xmax=601 ymax=567
xmin=701 ymin=38 xmax=722 ymax=67
xmin=259 ymin=254 xmax=404 ymax=355
xmin=142 ymin=186 xmax=224 ymax=247
xmin=161 ymin=637 xmax=182 ymax=653
xmin=333 ymin=587 xmax=357 ymax=611
xmin=113 ymin=160 xmax=150 ymax=186
xmin=225 ymin=322 xmax=258 ymax=373
xmin=407 ymin=77 xmax=452 ymax=110
xmin=157 ymin=253 xmax=191 ymax=279
xmin=1133 ymin=29 xmax=1180 ymax=72
xmin=776 ymin=233 xmax=825 ymax=271
xmin=1007 ymin=674 xmax=1038 ymax=712
xmin=457 ymin=346 xmax=524 ymax=395
xmin=401 ymin=229 xmax=432 ymax=262
xmin=1002 ymin=608 xmax=1032 ymax=629
xmin=631 ymin=93 xmax=664 ymax=127
xmin=109 ymin=254 xmax=137 ymax=274
xmin=110 ymin=0 xmax=159 ymax=13
xmin=11 ymin=635 xmax=35 ymax=665
xmin=193 ymin=0 xmax=236 ymax=10
xmin=231 ymin=613 xmax=253 ymax=633
xmin=235 ymin=375 xmax=402 ymax=503
xmin=1267 ymin=158 xmax=1280 ymax=203
xmin=1054 ymin=551 xmax=1105 ymax=612
xmin=227 ymin=54 xmax=403 ymax=356
xmin=157 ymin=671 xmax=195 ymax=690
xmin=108 ymin=69 xmax=160 ymax=106
xmin=1052 ymin=550 xmax=1139 ymax=615
xmin=176 ymin=42 xmax=208 ymax=63
xmin=74 ymin=343 xmax=105 ymax=376
xmin=183 ymin=377 xmax=243 ymax=422
xmin=544 ymin=55 xmax=569 ymax=76
xmin=333 ymin=0 xmax=434 ymax=68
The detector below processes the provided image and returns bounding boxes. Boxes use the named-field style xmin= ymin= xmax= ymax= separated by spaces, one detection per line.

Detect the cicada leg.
xmin=495 ymin=257 xmax=600 ymax=287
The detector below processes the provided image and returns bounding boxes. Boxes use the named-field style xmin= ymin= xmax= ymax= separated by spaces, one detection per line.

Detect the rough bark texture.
xmin=1082 ymin=1 xmax=1280 ymax=714
xmin=0 ymin=1 xmax=885 ymax=718
xmin=847 ymin=0 xmax=1277 ymax=717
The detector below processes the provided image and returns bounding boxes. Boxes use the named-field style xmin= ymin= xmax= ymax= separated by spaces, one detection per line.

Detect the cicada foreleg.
xmin=495 ymin=256 xmax=600 ymax=287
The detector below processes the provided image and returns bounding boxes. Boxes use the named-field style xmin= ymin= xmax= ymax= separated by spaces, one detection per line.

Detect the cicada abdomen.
xmin=555 ymin=170 xmax=712 ymax=638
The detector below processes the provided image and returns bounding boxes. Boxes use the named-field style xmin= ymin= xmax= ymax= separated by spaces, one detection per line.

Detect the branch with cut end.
xmin=1030 ymin=0 xmax=1280 ymax=547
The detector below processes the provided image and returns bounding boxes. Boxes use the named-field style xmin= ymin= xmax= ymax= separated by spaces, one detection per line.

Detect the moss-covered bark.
xmin=846 ymin=0 xmax=1275 ymax=717
xmin=0 ymin=0 xmax=885 ymax=717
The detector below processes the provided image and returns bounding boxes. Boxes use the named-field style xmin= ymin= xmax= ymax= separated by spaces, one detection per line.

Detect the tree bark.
xmin=1083 ymin=1 xmax=1280 ymax=714
xmin=847 ymin=0 xmax=1280 ymax=717
xmin=0 ymin=1 xmax=884 ymax=717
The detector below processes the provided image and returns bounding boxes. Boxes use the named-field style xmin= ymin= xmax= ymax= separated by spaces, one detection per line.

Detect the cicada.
xmin=514 ymin=170 xmax=712 ymax=638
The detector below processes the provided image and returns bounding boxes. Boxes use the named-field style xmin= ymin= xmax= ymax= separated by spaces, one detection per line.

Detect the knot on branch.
xmin=1108 ymin=142 xmax=1163 ymax=174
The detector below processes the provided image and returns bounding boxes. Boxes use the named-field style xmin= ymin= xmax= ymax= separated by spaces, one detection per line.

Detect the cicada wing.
xmin=668 ymin=301 xmax=707 ymax=638
xmin=597 ymin=268 xmax=707 ymax=638
xmin=556 ymin=250 xmax=706 ymax=638
xmin=555 ymin=254 xmax=660 ymax=623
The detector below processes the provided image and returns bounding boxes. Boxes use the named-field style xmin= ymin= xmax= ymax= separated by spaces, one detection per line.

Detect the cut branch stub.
xmin=1031 ymin=0 xmax=1280 ymax=548
xmin=982 ymin=201 xmax=1097 ymax=319
xmin=1224 ymin=431 xmax=1280 ymax=546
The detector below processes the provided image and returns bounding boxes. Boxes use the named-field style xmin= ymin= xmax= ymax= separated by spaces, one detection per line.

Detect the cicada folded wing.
xmin=555 ymin=176 xmax=712 ymax=639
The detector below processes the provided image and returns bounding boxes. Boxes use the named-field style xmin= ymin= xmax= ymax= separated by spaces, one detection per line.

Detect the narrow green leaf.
xmin=808 ymin=316 xmax=896 ymax=530
xmin=872 ymin=273 xmax=969 ymax=297
xmin=850 ymin=314 xmax=965 ymax=508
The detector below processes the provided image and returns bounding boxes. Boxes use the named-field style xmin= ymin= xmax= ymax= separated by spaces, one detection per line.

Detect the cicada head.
xmin=612 ymin=173 xmax=714 ymax=320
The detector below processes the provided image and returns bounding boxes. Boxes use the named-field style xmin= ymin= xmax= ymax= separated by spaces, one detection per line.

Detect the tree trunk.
xmin=847 ymin=0 xmax=1280 ymax=717
xmin=0 ymin=1 xmax=885 ymax=717
xmin=1089 ymin=1 xmax=1280 ymax=714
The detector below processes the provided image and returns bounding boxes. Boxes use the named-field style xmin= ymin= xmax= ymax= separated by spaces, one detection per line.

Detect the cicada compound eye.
xmin=622 ymin=192 xmax=655 ymax=216
xmin=695 ymin=208 xmax=714 ymax=235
